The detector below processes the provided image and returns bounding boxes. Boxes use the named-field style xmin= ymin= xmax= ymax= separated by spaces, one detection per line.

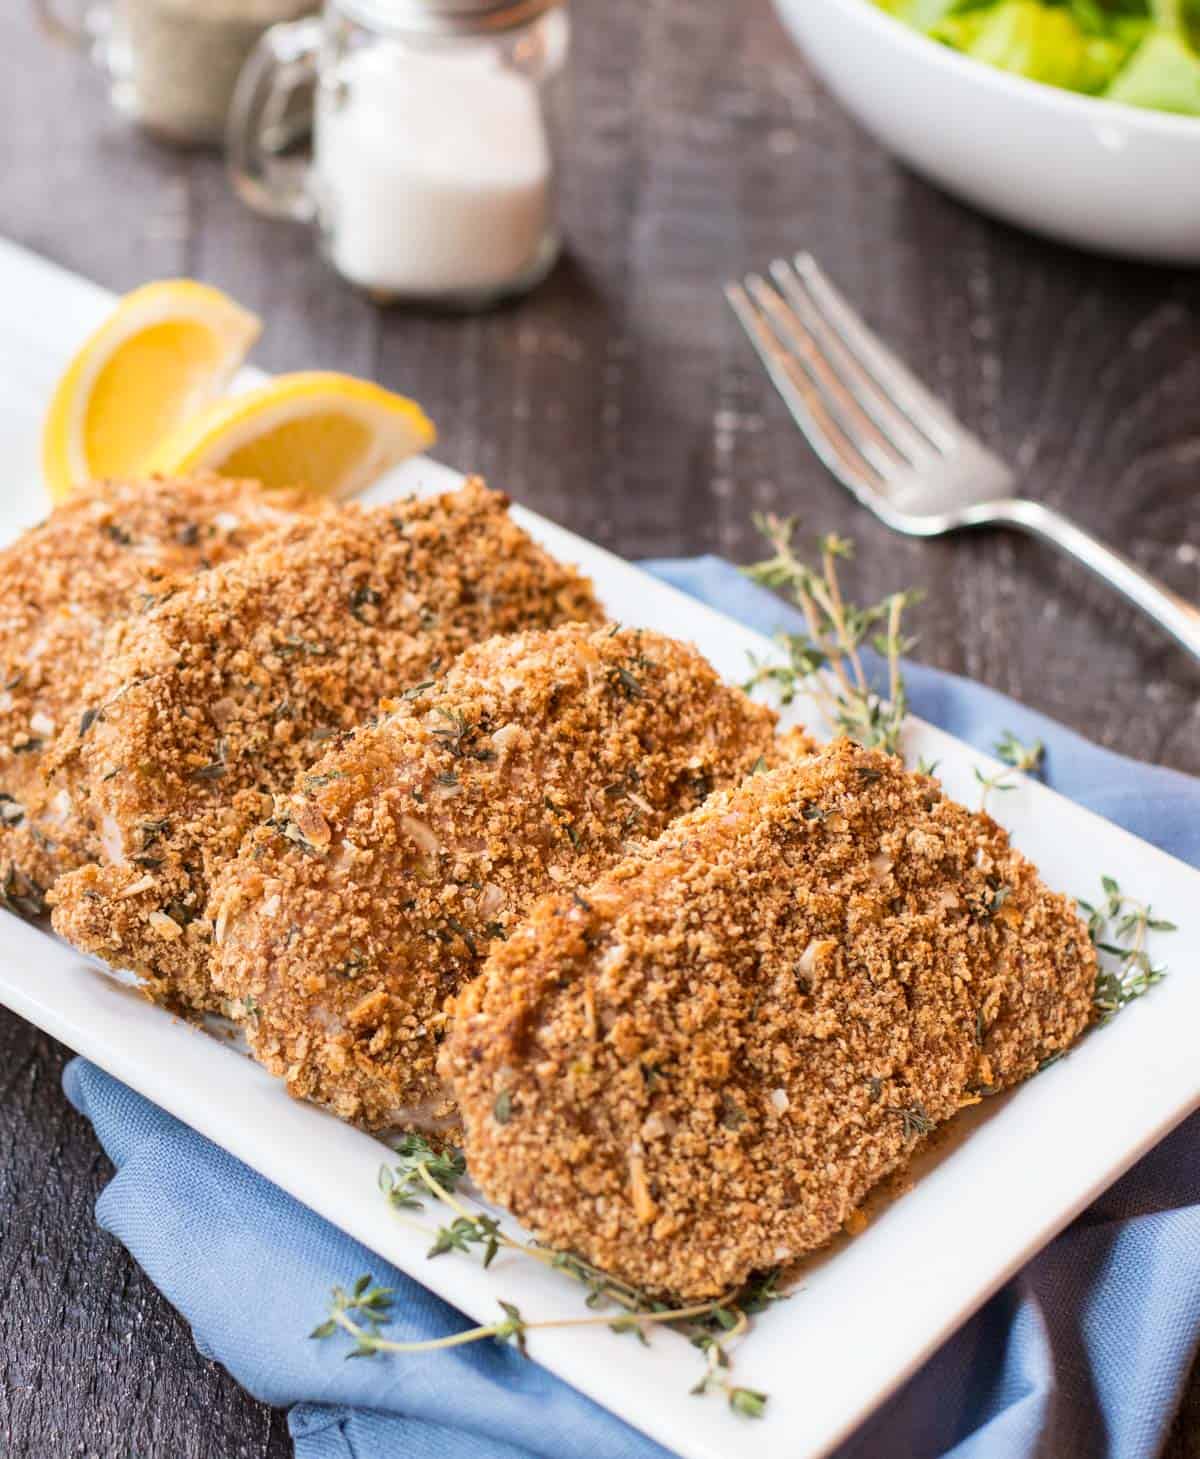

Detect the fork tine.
xmin=724 ymin=280 xmax=884 ymax=504
xmin=793 ymin=254 xmax=968 ymax=453
xmin=744 ymin=275 xmax=898 ymax=481
xmin=768 ymin=258 xmax=935 ymax=468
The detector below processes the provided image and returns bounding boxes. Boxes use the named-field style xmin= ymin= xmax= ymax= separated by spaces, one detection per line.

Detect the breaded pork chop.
xmin=208 ymin=623 xmax=781 ymax=1131
xmin=47 ymin=480 xmax=601 ymax=1010
xmin=0 ymin=474 xmax=321 ymax=909
xmin=442 ymin=739 xmax=1097 ymax=1299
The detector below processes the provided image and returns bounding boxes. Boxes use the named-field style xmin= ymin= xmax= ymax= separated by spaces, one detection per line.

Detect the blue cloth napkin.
xmin=62 ymin=557 xmax=1200 ymax=1459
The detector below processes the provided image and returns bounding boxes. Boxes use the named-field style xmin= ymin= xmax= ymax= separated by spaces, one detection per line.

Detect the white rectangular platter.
xmin=0 ymin=236 xmax=1196 ymax=1459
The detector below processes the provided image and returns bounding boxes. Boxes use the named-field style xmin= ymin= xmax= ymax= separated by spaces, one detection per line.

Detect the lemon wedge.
xmin=42 ymin=280 xmax=261 ymax=502
xmin=144 ymin=372 xmax=436 ymax=499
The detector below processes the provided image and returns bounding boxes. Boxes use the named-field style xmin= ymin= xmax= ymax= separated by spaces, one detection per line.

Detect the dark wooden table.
xmin=1 ymin=1 xmax=1198 ymax=1455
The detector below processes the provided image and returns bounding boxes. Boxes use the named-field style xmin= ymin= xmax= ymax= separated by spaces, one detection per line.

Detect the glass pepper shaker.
xmin=229 ymin=0 xmax=570 ymax=309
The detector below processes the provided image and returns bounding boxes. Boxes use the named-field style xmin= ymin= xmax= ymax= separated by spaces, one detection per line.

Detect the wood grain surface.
xmin=1 ymin=1 xmax=1198 ymax=1455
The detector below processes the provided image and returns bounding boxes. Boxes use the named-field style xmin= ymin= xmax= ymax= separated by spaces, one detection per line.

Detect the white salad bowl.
xmin=772 ymin=0 xmax=1200 ymax=264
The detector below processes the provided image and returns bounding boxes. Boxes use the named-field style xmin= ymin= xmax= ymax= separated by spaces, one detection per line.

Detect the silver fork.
xmin=726 ymin=253 xmax=1200 ymax=666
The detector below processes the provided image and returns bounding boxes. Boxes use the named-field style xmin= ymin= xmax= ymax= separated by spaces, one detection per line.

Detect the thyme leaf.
xmin=350 ymin=584 xmax=382 ymax=622
xmin=0 ymin=864 xmax=46 ymax=919
xmin=995 ymin=730 xmax=1045 ymax=777
xmin=973 ymin=764 xmax=1016 ymax=815
xmin=429 ymin=1214 xmax=503 ymax=1267
xmin=969 ymin=878 xmax=1012 ymax=921
xmin=729 ymin=1387 xmax=770 ymax=1419
xmin=894 ymin=1103 xmax=933 ymax=1139
xmin=544 ymin=795 xmax=581 ymax=849
xmin=377 ymin=1134 xmax=466 ymax=1212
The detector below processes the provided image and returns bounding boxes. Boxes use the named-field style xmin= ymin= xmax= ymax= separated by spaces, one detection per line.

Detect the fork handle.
xmin=978 ymin=498 xmax=1200 ymax=665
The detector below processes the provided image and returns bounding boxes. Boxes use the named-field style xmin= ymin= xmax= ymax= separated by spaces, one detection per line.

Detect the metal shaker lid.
xmin=334 ymin=0 xmax=562 ymax=36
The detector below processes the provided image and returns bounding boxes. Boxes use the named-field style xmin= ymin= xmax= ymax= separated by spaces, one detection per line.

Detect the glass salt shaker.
xmin=32 ymin=0 xmax=319 ymax=147
xmin=229 ymin=0 xmax=570 ymax=309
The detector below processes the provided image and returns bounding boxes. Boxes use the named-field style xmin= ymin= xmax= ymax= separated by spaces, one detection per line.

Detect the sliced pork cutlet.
xmin=0 ymin=474 xmax=322 ymax=910
xmin=442 ymin=739 xmax=1098 ymax=1300
xmin=47 ymin=479 xmax=602 ymax=1011
xmin=208 ymin=623 xmax=780 ymax=1131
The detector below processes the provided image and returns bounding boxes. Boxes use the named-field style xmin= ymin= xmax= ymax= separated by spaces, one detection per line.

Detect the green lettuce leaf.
xmin=1105 ymin=29 xmax=1200 ymax=109
xmin=869 ymin=0 xmax=1200 ymax=111
xmin=929 ymin=11 xmax=993 ymax=46
xmin=961 ymin=2 xmax=1133 ymax=91
xmin=902 ymin=0 xmax=978 ymax=25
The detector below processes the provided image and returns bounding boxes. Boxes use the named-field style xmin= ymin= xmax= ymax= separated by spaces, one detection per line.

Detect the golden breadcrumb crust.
xmin=0 ymin=474 xmax=322 ymax=907
xmin=442 ymin=739 xmax=1098 ymax=1299
xmin=209 ymin=623 xmax=780 ymax=1130
xmin=47 ymin=480 xmax=601 ymax=1009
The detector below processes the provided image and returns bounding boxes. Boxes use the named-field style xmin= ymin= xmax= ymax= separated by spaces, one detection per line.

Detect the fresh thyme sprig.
xmin=378 ymin=1134 xmax=466 ymax=1210
xmin=976 ymin=730 xmax=1046 ymax=812
xmin=312 ymin=1277 xmax=531 ymax=1357
xmin=314 ymin=1136 xmax=776 ymax=1417
xmin=973 ymin=764 xmax=1017 ymax=815
xmin=743 ymin=515 xmax=920 ymax=757
xmin=317 ymin=1276 xmax=726 ymax=1361
xmin=1079 ymin=875 xmax=1174 ymax=1022
xmin=995 ymin=730 xmax=1045 ymax=777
